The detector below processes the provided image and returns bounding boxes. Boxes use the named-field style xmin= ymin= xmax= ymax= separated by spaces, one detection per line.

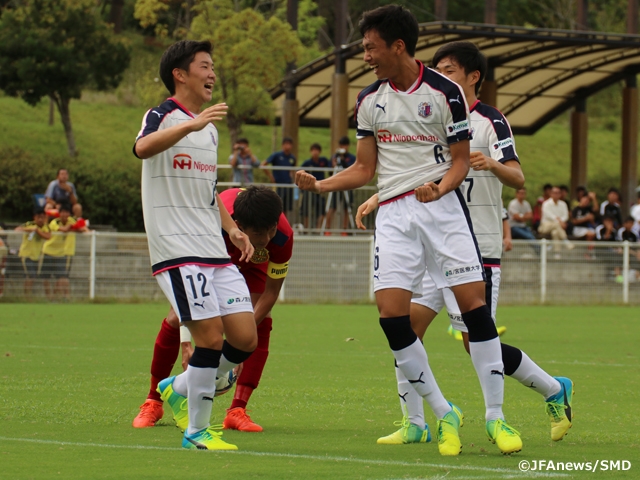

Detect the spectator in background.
xmin=532 ymin=183 xmax=552 ymax=231
xmin=0 ymin=225 xmax=6 ymax=298
xmin=229 ymin=138 xmax=260 ymax=185
xmin=15 ymin=208 xmax=51 ymax=297
xmin=507 ymin=187 xmax=536 ymax=240
xmin=41 ymin=203 xmax=89 ymax=301
xmin=570 ymin=195 xmax=597 ymax=240
xmin=617 ymin=216 xmax=638 ymax=242
xmin=629 ymin=191 xmax=640 ymax=223
xmin=571 ymin=186 xmax=588 ymax=209
xmin=264 ymin=138 xmax=296 ymax=220
xmin=325 ymin=136 xmax=357 ymax=234
xmin=299 ymin=144 xmax=329 ymax=231
xmin=600 ymin=187 xmax=623 ymax=228
xmin=539 ymin=186 xmax=574 ymax=251
xmin=45 ymin=168 xmax=83 ymax=218
xmin=595 ymin=215 xmax=617 ymax=241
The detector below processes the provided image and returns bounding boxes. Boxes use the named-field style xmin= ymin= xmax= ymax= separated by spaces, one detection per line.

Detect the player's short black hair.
xmin=233 ymin=186 xmax=283 ymax=231
xmin=338 ymin=136 xmax=350 ymax=145
xmin=543 ymin=183 xmax=553 ymax=191
xmin=359 ymin=5 xmax=418 ymax=57
xmin=282 ymin=137 xmax=293 ymax=145
xmin=159 ymin=40 xmax=212 ymax=95
xmin=59 ymin=203 xmax=72 ymax=213
xmin=432 ymin=41 xmax=487 ymax=95
xmin=237 ymin=138 xmax=249 ymax=144
xmin=33 ymin=207 xmax=46 ymax=216
xmin=310 ymin=143 xmax=322 ymax=151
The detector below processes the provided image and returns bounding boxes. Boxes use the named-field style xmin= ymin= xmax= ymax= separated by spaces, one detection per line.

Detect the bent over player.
xmin=133 ymin=186 xmax=293 ymax=432
xmin=296 ymin=5 xmax=519 ymax=455
xmin=358 ymin=41 xmax=573 ymax=449
xmin=133 ymin=40 xmax=257 ymax=451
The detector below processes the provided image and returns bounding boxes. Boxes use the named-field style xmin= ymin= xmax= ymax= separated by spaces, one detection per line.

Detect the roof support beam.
xmin=480 ymin=67 xmax=497 ymax=107
xmin=571 ymin=99 xmax=588 ymax=198
xmin=484 ymin=0 xmax=497 ymax=25
xmin=434 ymin=0 xmax=447 ymax=21
xmin=576 ymin=0 xmax=589 ymax=30
xmin=621 ymin=75 xmax=638 ymax=218
xmin=628 ymin=0 xmax=638 ymax=34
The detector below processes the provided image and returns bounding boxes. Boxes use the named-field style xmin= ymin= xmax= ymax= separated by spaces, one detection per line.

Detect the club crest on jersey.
xmin=251 ymin=248 xmax=269 ymax=264
xmin=417 ymin=102 xmax=432 ymax=118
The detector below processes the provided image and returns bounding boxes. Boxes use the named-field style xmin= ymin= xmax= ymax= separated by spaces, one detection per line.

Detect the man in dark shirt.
xmin=300 ymin=144 xmax=330 ymax=230
xmin=570 ymin=195 xmax=597 ymax=240
xmin=325 ymin=136 xmax=357 ymax=234
xmin=264 ymin=138 xmax=297 ymax=220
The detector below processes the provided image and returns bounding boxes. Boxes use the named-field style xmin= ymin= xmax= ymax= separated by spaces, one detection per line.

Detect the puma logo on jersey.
xmin=193 ymin=301 xmax=206 ymax=309
xmin=398 ymin=392 xmax=409 ymax=402
xmin=490 ymin=369 xmax=505 ymax=378
xmin=375 ymin=103 xmax=387 ymax=113
xmin=407 ymin=372 xmax=425 ymax=384
xmin=449 ymin=95 xmax=462 ymax=104
xmin=493 ymin=118 xmax=505 ymax=125
xmin=526 ymin=382 xmax=536 ymax=389
xmin=151 ymin=111 xmax=164 ymax=118
xmin=202 ymin=396 xmax=214 ymax=402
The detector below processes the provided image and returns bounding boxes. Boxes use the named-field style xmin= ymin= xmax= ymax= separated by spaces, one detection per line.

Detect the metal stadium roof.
xmin=268 ymin=22 xmax=640 ymax=135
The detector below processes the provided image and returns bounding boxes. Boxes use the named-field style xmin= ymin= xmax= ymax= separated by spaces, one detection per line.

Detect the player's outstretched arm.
xmin=355 ymin=193 xmax=379 ymax=230
xmin=295 ymin=136 xmax=377 ymax=194
xmin=135 ymin=103 xmax=228 ymax=159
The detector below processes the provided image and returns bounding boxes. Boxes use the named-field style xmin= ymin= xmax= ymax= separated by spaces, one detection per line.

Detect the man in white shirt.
xmin=538 ymin=186 xmax=573 ymax=251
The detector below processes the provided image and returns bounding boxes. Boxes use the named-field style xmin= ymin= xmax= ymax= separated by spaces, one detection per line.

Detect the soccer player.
xmin=132 ymin=185 xmax=293 ymax=433
xmin=357 ymin=41 xmax=573 ymax=447
xmin=296 ymin=5 xmax=519 ymax=455
xmin=133 ymin=40 xmax=257 ymax=451
xmin=15 ymin=208 xmax=51 ymax=297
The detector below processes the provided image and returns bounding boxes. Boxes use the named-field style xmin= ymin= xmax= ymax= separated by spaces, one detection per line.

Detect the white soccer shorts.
xmin=156 ymin=264 xmax=253 ymax=322
xmin=412 ymin=265 xmax=501 ymax=333
xmin=373 ymin=190 xmax=484 ymax=296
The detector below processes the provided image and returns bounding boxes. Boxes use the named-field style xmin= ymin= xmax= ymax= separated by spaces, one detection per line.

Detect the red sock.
xmin=230 ymin=317 xmax=272 ymax=410
xmin=147 ymin=318 xmax=180 ymax=402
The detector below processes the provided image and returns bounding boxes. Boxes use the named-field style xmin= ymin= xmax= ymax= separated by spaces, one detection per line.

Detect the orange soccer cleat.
xmin=223 ymin=407 xmax=263 ymax=432
xmin=132 ymin=399 xmax=164 ymax=428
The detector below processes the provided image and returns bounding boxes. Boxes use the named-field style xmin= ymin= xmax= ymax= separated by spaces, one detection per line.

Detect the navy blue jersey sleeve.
xmin=476 ymin=103 xmax=519 ymax=163
xmin=425 ymin=69 xmax=471 ymax=145
xmin=355 ymin=81 xmax=383 ymax=138
xmin=133 ymin=100 xmax=176 ymax=158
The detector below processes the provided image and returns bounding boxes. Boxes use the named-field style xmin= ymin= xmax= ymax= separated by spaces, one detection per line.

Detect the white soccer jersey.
xmin=355 ymin=61 xmax=471 ymax=202
xmin=134 ymin=97 xmax=230 ymax=274
xmin=458 ymin=101 xmax=519 ymax=262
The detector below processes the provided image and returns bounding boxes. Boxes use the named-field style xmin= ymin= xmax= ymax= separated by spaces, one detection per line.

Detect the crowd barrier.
xmin=2 ymin=230 xmax=639 ymax=305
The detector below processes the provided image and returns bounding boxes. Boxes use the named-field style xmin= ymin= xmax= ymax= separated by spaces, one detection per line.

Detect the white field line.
xmin=0 ymin=436 xmax=568 ymax=478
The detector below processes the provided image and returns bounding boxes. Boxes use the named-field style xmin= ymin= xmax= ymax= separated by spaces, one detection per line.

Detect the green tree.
xmin=0 ymin=0 xmax=131 ymax=157
xmin=191 ymin=0 xmax=302 ymax=144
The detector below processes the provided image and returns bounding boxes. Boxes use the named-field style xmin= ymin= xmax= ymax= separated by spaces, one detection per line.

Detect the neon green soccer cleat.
xmin=546 ymin=376 xmax=573 ymax=441
xmin=447 ymin=325 xmax=463 ymax=341
xmin=157 ymin=376 xmax=188 ymax=432
xmin=182 ymin=426 xmax=238 ymax=450
xmin=436 ymin=404 xmax=463 ymax=456
xmin=497 ymin=326 xmax=507 ymax=336
xmin=377 ymin=415 xmax=431 ymax=444
xmin=486 ymin=419 xmax=522 ymax=455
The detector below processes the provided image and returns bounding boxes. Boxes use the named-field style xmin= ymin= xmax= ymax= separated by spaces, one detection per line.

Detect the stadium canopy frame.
xmin=263 ymin=21 xmax=640 ymax=213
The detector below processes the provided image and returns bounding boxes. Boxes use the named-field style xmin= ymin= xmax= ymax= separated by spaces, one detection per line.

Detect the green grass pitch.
xmin=1 ymin=304 xmax=638 ymax=479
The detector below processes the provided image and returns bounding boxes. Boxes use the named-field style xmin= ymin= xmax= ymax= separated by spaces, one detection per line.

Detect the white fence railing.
xmin=1 ymin=231 xmax=639 ymax=305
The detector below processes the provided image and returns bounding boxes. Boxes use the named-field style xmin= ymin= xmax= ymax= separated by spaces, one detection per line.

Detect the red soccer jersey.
xmin=221 ymin=188 xmax=294 ymax=294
